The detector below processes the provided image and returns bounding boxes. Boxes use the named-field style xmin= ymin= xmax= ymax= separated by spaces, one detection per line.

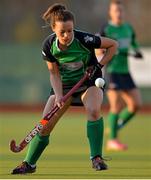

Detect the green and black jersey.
xmin=42 ymin=30 xmax=101 ymax=86
xmin=100 ymin=22 xmax=139 ymax=74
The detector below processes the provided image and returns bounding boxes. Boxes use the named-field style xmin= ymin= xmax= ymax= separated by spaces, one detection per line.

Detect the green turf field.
xmin=0 ymin=110 xmax=151 ymax=179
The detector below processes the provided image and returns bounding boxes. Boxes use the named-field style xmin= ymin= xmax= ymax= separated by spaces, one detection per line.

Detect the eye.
xmin=60 ymin=31 xmax=65 ymax=34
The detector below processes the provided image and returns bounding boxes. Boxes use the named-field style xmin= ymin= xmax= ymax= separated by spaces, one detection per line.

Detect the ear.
xmin=51 ymin=25 xmax=55 ymax=32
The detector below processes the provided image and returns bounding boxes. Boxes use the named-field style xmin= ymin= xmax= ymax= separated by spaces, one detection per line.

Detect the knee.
xmin=128 ymin=101 xmax=142 ymax=112
xmin=134 ymin=101 xmax=142 ymax=112
xmin=86 ymin=107 xmax=100 ymax=120
xmin=110 ymin=104 xmax=122 ymax=114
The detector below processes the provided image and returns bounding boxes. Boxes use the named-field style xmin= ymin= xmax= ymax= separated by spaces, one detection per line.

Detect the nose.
xmin=64 ymin=32 xmax=68 ymax=38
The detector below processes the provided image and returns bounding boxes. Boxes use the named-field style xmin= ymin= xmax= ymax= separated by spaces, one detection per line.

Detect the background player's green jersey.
xmin=100 ymin=22 xmax=139 ymax=74
xmin=42 ymin=30 xmax=101 ymax=86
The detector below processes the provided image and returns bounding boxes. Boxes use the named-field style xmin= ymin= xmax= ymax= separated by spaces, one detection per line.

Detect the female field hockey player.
xmin=11 ymin=3 xmax=118 ymax=174
xmin=97 ymin=0 xmax=143 ymax=151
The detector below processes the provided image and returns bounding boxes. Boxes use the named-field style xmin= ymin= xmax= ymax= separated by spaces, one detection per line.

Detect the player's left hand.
xmin=88 ymin=63 xmax=104 ymax=80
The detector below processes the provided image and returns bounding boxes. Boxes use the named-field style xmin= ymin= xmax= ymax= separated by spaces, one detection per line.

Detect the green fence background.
xmin=0 ymin=44 xmax=49 ymax=104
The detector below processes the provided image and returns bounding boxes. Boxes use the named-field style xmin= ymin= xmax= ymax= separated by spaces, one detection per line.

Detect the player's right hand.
xmin=55 ymin=95 xmax=64 ymax=108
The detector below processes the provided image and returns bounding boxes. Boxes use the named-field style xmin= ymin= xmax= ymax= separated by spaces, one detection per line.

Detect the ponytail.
xmin=42 ymin=3 xmax=74 ymax=28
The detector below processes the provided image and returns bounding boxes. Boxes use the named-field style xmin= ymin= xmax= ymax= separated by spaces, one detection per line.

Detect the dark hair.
xmin=42 ymin=3 xmax=74 ymax=28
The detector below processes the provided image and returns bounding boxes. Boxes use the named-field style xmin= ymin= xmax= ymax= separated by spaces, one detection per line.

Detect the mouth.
xmin=63 ymin=39 xmax=70 ymax=43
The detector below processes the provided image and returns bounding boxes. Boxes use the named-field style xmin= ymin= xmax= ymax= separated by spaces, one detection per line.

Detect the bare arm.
xmin=95 ymin=48 xmax=106 ymax=62
xmin=99 ymin=37 xmax=118 ymax=65
xmin=46 ymin=61 xmax=63 ymax=107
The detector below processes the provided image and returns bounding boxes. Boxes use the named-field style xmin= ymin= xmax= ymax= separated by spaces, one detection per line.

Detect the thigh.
xmin=81 ymin=86 xmax=103 ymax=110
xmin=81 ymin=86 xmax=103 ymax=120
xmin=107 ymin=89 xmax=124 ymax=113
xmin=42 ymin=95 xmax=56 ymax=118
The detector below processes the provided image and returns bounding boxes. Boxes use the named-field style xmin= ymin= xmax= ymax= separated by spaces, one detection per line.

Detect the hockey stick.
xmin=10 ymin=68 xmax=92 ymax=153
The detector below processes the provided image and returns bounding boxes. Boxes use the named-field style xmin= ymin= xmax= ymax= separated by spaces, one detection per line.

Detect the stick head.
xmin=10 ymin=140 xmax=21 ymax=153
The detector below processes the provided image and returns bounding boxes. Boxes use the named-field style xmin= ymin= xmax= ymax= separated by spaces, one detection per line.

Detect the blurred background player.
xmin=11 ymin=3 xmax=118 ymax=174
xmin=96 ymin=0 xmax=143 ymax=151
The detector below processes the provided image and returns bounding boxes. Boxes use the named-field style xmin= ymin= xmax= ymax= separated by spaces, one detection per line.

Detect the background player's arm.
xmin=46 ymin=61 xmax=63 ymax=107
xmin=99 ymin=37 xmax=118 ymax=65
xmin=131 ymin=26 xmax=143 ymax=59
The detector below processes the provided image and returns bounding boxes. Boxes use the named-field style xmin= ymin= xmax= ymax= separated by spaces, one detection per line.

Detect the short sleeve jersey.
xmin=42 ymin=30 xmax=101 ymax=86
xmin=100 ymin=22 xmax=139 ymax=74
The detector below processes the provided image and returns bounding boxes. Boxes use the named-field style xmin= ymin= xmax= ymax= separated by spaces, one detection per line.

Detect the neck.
xmin=110 ymin=20 xmax=123 ymax=26
xmin=58 ymin=43 xmax=68 ymax=51
xmin=57 ymin=34 xmax=74 ymax=51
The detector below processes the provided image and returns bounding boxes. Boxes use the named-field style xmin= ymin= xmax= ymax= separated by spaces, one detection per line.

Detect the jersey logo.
xmin=61 ymin=61 xmax=84 ymax=71
xmin=84 ymin=35 xmax=94 ymax=43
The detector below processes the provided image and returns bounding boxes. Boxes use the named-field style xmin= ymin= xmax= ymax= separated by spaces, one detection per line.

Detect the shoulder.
xmin=74 ymin=29 xmax=101 ymax=48
xmin=42 ymin=33 xmax=57 ymax=62
xmin=124 ymin=22 xmax=134 ymax=30
xmin=74 ymin=29 xmax=95 ymax=40
xmin=123 ymin=22 xmax=136 ymax=36
xmin=99 ymin=22 xmax=109 ymax=36
xmin=42 ymin=33 xmax=56 ymax=48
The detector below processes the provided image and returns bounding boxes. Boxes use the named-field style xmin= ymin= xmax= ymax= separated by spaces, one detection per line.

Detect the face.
xmin=109 ymin=3 xmax=124 ymax=25
xmin=52 ymin=21 xmax=74 ymax=46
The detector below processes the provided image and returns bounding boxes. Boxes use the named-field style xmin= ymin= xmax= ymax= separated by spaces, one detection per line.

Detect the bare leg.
xmin=107 ymin=89 xmax=123 ymax=114
xmin=81 ymin=86 xmax=103 ymax=121
xmin=81 ymin=86 xmax=106 ymax=166
xmin=117 ymin=88 xmax=142 ymax=129
xmin=42 ymin=95 xmax=56 ymax=118
xmin=120 ymin=88 xmax=142 ymax=112
xmin=106 ymin=89 xmax=127 ymax=151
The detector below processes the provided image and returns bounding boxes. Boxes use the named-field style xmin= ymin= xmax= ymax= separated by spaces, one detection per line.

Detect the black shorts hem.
xmin=107 ymin=72 xmax=137 ymax=90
